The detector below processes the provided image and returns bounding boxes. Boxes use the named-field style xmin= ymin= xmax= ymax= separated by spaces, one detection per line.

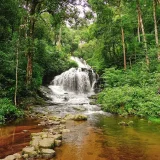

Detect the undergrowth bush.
xmin=0 ymin=98 xmax=24 ymax=124
xmin=98 ymin=67 xmax=160 ymax=118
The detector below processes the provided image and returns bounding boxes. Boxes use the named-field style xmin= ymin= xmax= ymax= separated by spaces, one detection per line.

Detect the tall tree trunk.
xmin=14 ymin=39 xmax=19 ymax=106
xmin=26 ymin=17 xmax=35 ymax=85
xmin=121 ymin=27 xmax=126 ymax=70
xmin=153 ymin=0 xmax=160 ymax=60
xmin=137 ymin=0 xmax=149 ymax=66
xmin=57 ymin=27 xmax=62 ymax=51
xmin=119 ymin=0 xmax=126 ymax=70
xmin=137 ymin=13 xmax=141 ymax=42
xmin=26 ymin=1 xmax=37 ymax=85
xmin=26 ymin=53 xmax=33 ymax=84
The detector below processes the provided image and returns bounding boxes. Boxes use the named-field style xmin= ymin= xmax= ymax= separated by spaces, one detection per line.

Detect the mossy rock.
xmin=73 ymin=114 xmax=87 ymax=121
xmin=89 ymin=95 xmax=98 ymax=99
xmin=89 ymin=101 xmax=97 ymax=105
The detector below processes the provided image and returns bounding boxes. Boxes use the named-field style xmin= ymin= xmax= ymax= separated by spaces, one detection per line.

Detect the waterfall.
xmin=50 ymin=57 xmax=97 ymax=94
xmin=38 ymin=57 xmax=105 ymax=116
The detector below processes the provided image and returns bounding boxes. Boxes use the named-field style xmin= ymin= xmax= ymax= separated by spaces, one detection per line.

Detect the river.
xmin=0 ymin=57 xmax=160 ymax=159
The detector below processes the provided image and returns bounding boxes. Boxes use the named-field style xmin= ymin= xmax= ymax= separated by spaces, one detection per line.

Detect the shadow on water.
xmin=0 ymin=118 xmax=43 ymax=158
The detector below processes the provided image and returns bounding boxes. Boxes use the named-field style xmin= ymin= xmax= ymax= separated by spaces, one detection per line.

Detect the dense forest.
xmin=0 ymin=0 xmax=160 ymax=124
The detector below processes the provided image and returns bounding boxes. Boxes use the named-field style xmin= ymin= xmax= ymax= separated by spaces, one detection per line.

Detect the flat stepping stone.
xmin=39 ymin=138 xmax=55 ymax=148
xmin=4 ymin=155 xmax=16 ymax=160
xmin=22 ymin=146 xmax=37 ymax=157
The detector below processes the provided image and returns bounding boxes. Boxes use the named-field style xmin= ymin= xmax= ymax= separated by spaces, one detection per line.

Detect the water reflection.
xmin=54 ymin=115 xmax=160 ymax=160
xmin=0 ymin=119 xmax=42 ymax=158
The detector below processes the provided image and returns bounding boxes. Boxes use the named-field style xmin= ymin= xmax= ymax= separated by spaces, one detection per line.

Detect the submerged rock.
xmin=118 ymin=121 xmax=128 ymax=126
xmin=128 ymin=121 xmax=134 ymax=125
xmin=118 ymin=121 xmax=134 ymax=126
xmin=41 ymin=149 xmax=56 ymax=159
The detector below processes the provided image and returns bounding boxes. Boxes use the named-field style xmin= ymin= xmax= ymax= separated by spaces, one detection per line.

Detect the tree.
xmin=19 ymin=0 xmax=80 ymax=84
xmin=153 ymin=0 xmax=160 ymax=60
xmin=136 ymin=0 xmax=149 ymax=66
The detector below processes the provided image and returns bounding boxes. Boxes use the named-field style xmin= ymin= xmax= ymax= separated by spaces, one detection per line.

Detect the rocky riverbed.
xmin=1 ymin=113 xmax=88 ymax=160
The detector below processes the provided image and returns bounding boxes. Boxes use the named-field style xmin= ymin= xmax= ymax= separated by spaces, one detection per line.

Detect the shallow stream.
xmin=0 ymin=57 xmax=160 ymax=159
xmin=1 ymin=111 xmax=160 ymax=160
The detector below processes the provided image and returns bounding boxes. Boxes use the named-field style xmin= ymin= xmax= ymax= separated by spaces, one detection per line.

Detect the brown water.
xmin=0 ymin=115 xmax=160 ymax=160
xmin=54 ymin=115 xmax=160 ymax=160
xmin=0 ymin=118 xmax=43 ymax=158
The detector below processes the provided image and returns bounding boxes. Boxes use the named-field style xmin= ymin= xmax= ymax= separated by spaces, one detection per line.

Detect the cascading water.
xmin=51 ymin=57 xmax=97 ymax=94
xmin=48 ymin=57 xmax=98 ymax=105
xmin=37 ymin=57 xmax=105 ymax=116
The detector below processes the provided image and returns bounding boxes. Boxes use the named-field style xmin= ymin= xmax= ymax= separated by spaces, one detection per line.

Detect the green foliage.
xmin=148 ymin=117 xmax=160 ymax=124
xmin=34 ymin=39 xmax=78 ymax=84
xmin=0 ymin=98 xmax=24 ymax=124
xmin=0 ymin=0 xmax=20 ymax=40
xmin=98 ymin=67 xmax=160 ymax=118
